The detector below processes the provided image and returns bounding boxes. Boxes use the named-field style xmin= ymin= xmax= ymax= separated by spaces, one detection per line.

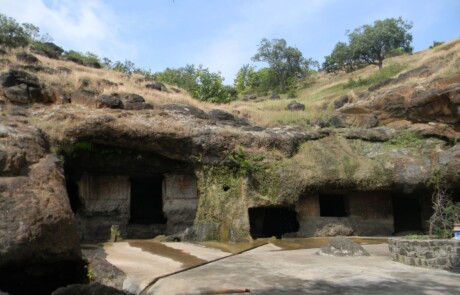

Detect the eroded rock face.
xmin=337 ymin=73 xmax=460 ymax=130
xmin=0 ymin=118 xmax=83 ymax=294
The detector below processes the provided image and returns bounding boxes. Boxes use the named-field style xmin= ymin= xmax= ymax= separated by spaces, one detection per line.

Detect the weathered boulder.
xmin=208 ymin=109 xmax=235 ymax=121
xmin=287 ymin=101 xmax=305 ymax=111
xmin=317 ymin=236 xmax=369 ymax=256
xmin=146 ymin=81 xmax=166 ymax=91
xmin=16 ymin=52 xmax=39 ymax=64
xmin=163 ymin=103 xmax=208 ymax=119
xmin=0 ymin=70 xmax=43 ymax=104
xmin=96 ymin=93 xmax=123 ymax=109
xmin=0 ymin=69 xmax=40 ymax=88
xmin=333 ymin=95 xmax=349 ymax=109
xmin=0 ymin=118 xmax=83 ymax=294
xmin=119 ymin=93 xmax=152 ymax=110
xmin=3 ymin=84 xmax=30 ymax=104
xmin=407 ymin=84 xmax=460 ymax=124
xmin=270 ymin=93 xmax=280 ymax=99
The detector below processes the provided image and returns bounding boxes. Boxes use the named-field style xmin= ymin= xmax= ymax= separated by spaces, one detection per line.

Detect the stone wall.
xmin=75 ymin=172 xmax=198 ymax=241
xmin=388 ymin=238 xmax=460 ymax=271
xmin=163 ymin=174 xmax=198 ymax=234
xmin=77 ymin=173 xmax=130 ymax=241
xmin=296 ymin=191 xmax=393 ymax=237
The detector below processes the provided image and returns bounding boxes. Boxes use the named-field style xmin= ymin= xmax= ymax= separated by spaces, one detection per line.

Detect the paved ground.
xmin=145 ymin=243 xmax=460 ymax=295
xmin=87 ymin=240 xmax=460 ymax=295
xmin=101 ymin=240 xmax=231 ymax=294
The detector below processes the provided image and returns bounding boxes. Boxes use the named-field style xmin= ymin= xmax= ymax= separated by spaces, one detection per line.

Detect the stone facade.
xmin=296 ymin=191 xmax=394 ymax=237
xmin=163 ymin=174 xmax=199 ymax=234
xmin=388 ymin=238 xmax=460 ymax=271
xmin=75 ymin=172 xmax=198 ymax=242
xmin=77 ymin=173 xmax=131 ymax=241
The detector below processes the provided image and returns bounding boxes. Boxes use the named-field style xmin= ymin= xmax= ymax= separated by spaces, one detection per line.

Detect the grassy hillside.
xmin=1 ymin=38 xmax=459 ymax=128
xmin=222 ymin=38 xmax=460 ymax=127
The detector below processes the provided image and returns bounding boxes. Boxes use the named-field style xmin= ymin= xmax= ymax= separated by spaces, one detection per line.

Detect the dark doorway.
xmin=130 ymin=176 xmax=166 ymax=224
xmin=392 ymin=193 xmax=422 ymax=233
xmin=66 ymin=181 xmax=80 ymax=213
xmin=319 ymin=194 xmax=348 ymax=217
xmin=248 ymin=207 xmax=299 ymax=239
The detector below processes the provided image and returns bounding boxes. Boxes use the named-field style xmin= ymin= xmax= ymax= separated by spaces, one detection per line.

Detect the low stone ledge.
xmin=388 ymin=238 xmax=460 ymax=271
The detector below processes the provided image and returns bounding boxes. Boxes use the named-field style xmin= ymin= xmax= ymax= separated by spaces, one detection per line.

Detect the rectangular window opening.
xmin=319 ymin=194 xmax=348 ymax=217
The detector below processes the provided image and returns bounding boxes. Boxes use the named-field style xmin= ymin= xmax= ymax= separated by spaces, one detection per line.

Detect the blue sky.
xmin=2 ymin=0 xmax=459 ymax=84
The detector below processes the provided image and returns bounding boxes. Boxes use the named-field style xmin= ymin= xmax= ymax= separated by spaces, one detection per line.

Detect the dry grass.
xmin=2 ymin=38 xmax=459 ymax=127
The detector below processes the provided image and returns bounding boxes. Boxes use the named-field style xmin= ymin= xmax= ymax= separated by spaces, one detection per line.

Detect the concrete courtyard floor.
xmin=89 ymin=239 xmax=460 ymax=295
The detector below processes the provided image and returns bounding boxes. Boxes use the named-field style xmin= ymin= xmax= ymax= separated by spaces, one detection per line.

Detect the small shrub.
xmin=428 ymin=168 xmax=460 ymax=239
xmin=344 ymin=63 xmax=406 ymax=89
xmin=384 ymin=130 xmax=423 ymax=148
xmin=429 ymin=41 xmax=444 ymax=49
xmin=64 ymin=50 xmax=101 ymax=68
xmin=225 ymin=146 xmax=265 ymax=177
xmin=287 ymin=89 xmax=297 ymax=98
xmin=30 ymin=41 xmax=63 ymax=59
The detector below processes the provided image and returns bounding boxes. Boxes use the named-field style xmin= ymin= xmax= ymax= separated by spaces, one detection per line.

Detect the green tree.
xmin=348 ymin=17 xmax=413 ymax=69
xmin=156 ymin=64 xmax=231 ymax=103
xmin=323 ymin=42 xmax=363 ymax=73
xmin=155 ymin=64 xmax=198 ymax=92
xmin=193 ymin=65 xmax=230 ymax=103
xmin=252 ymin=38 xmax=317 ymax=93
xmin=21 ymin=23 xmax=40 ymax=42
xmin=0 ymin=13 xmax=30 ymax=48
xmin=234 ymin=64 xmax=256 ymax=93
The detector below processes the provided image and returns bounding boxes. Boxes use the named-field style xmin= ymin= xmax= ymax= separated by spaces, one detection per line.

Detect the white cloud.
xmin=192 ymin=0 xmax=336 ymax=82
xmin=1 ymin=0 xmax=136 ymax=61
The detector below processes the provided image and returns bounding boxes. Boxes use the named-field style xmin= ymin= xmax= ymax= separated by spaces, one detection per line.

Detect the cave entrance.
xmin=392 ymin=193 xmax=422 ymax=233
xmin=319 ymin=193 xmax=348 ymax=217
xmin=129 ymin=176 xmax=166 ymax=224
xmin=248 ymin=207 xmax=299 ymax=239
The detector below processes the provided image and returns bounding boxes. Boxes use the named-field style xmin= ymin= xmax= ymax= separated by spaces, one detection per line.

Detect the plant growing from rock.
xmin=225 ymin=146 xmax=265 ymax=177
xmin=428 ymin=168 xmax=460 ymax=238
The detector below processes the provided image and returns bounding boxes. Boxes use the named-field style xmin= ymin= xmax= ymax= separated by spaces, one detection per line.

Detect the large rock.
xmin=287 ymin=101 xmax=305 ymax=111
xmin=333 ymin=95 xmax=349 ymax=109
xmin=163 ymin=103 xmax=208 ymax=119
xmin=317 ymin=236 xmax=369 ymax=256
xmin=0 ymin=118 xmax=83 ymax=294
xmin=337 ymin=73 xmax=460 ymax=127
xmin=119 ymin=93 xmax=152 ymax=110
xmin=96 ymin=93 xmax=123 ymax=109
xmin=208 ymin=109 xmax=235 ymax=121
xmin=0 ymin=70 xmax=43 ymax=104
xmin=146 ymin=81 xmax=166 ymax=91
xmin=16 ymin=52 xmax=39 ymax=64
